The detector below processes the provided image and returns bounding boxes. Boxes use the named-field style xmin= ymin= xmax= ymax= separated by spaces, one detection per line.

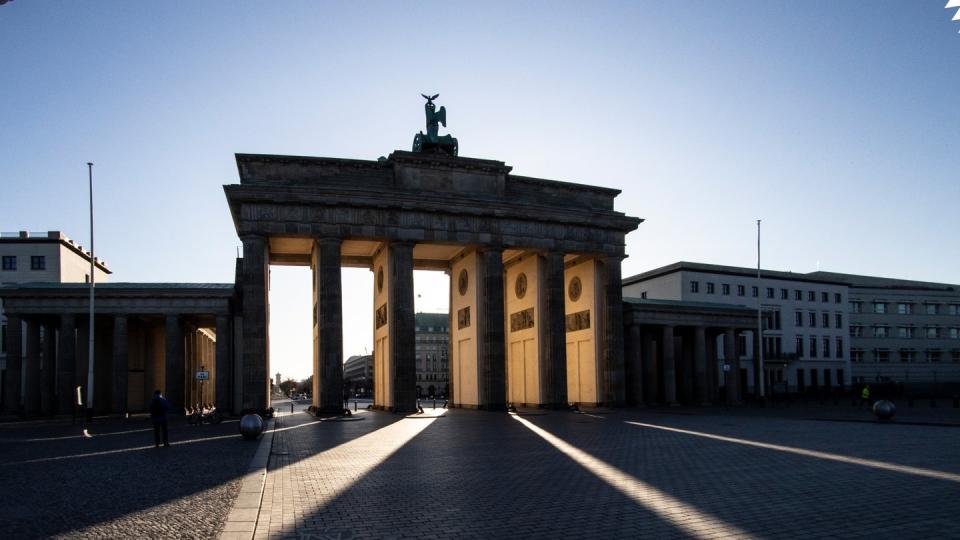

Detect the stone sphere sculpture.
xmin=872 ymin=400 xmax=896 ymax=421
xmin=240 ymin=413 xmax=264 ymax=439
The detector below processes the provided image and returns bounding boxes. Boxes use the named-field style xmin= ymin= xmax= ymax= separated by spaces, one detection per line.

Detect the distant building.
xmin=415 ymin=312 xmax=449 ymax=398
xmin=623 ymin=262 xmax=850 ymax=397
xmin=1 ymin=231 xmax=111 ymax=404
xmin=343 ymin=354 xmax=373 ymax=396
xmin=806 ymin=271 xmax=960 ymax=392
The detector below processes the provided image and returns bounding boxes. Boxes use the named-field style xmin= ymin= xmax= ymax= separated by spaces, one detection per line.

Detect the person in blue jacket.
xmin=149 ymin=390 xmax=171 ymax=448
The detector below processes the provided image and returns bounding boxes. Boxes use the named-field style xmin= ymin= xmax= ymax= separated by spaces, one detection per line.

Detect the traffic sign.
xmin=196 ymin=371 xmax=209 ymax=380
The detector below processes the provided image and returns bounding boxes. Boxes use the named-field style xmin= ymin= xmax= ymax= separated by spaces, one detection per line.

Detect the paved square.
xmin=251 ymin=407 xmax=960 ymax=539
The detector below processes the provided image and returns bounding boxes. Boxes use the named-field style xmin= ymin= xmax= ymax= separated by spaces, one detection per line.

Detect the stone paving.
xmin=248 ymin=406 xmax=960 ymax=540
xmin=0 ymin=415 xmax=257 ymax=539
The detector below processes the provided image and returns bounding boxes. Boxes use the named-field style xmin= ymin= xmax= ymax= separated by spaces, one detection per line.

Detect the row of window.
xmin=851 ymin=349 xmax=960 ymax=363
xmin=850 ymin=301 xmax=960 ymax=316
xmin=794 ymin=335 xmax=844 ymax=359
xmin=792 ymin=311 xmax=843 ymax=329
xmin=1 ymin=255 xmax=46 ymax=271
xmin=689 ymin=281 xmax=843 ymax=304
xmin=850 ymin=325 xmax=960 ymax=339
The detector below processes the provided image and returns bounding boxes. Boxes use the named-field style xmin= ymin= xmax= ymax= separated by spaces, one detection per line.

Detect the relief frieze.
xmin=565 ymin=309 xmax=591 ymax=332
xmin=510 ymin=307 xmax=535 ymax=332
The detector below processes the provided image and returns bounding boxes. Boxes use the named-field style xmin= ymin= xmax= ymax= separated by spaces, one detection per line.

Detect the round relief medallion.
xmin=515 ymin=272 xmax=527 ymax=299
xmin=568 ymin=276 xmax=582 ymax=302
xmin=458 ymin=269 xmax=469 ymax=296
xmin=377 ymin=266 xmax=384 ymax=293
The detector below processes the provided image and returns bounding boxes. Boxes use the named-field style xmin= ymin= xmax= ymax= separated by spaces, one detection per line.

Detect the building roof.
xmin=804 ymin=271 xmax=959 ymax=292
xmin=0 ymin=230 xmax=112 ymax=274
xmin=415 ymin=312 xmax=448 ymax=331
xmin=623 ymin=261 xmax=848 ymax=287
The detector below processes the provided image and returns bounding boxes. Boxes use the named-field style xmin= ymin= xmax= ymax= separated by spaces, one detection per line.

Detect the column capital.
xmin=314 ymin=237 xmax=343 ymax=247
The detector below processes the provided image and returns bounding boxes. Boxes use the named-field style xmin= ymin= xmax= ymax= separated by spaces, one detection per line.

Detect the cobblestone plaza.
xmin=2 ymin=404 xmax=958 ymax=539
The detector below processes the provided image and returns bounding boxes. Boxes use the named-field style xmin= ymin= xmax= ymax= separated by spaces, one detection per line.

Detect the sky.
xmin=2 ymin=2 xmax=958 ymax=380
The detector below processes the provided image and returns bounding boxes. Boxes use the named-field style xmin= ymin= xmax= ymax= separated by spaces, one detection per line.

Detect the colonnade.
xmin=1 ymin=311 xmax=232 ymax=416
xmin=240 ymin=235 xmax=627 ymax=413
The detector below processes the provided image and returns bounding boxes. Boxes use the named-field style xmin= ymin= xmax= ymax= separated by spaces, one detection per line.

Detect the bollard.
xmin=290 ymin=402 xmax=294 ymax=414
xmin=354 ymin=400 xmax=357 ymax=412
xmin=433 ymin=398 xmax=437 ymax=409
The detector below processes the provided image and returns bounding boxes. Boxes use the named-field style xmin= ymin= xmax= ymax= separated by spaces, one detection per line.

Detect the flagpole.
xmin=757 ymin=219 xmax=765 ymax=401
xmin=86 ymin=162 xmax=96 ymax=422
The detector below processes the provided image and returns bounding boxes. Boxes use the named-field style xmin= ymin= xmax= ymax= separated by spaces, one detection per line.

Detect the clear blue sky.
xmin=2 ymin=2 xmax=958 ymax=379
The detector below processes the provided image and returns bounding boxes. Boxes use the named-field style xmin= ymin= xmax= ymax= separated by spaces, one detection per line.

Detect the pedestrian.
xmin=149 ymin=390 xmax=171 ymax=448
xmin=860 ymin=385 xmax=871 ymax=409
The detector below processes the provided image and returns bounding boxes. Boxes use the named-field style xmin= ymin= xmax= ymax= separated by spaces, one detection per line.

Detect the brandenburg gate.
xmin=225 ymin=102 xmax=640 ymax=413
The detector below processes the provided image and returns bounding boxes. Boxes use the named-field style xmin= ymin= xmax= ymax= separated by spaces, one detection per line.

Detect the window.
xmin=737 ymin=285 xmax=745 ymax=297
xmin=872 ymin=302 xmax=886 ymax=314
xmin=795 ymin=311 xmax=803 ymax=327
xmin=874 ymin=349 xmax=890 ymax=363
xmin=836 ymin=337 xmax=844 ymax=358
xmin=1 ymin=256 xmax=15 ymax=271
xmin=1 ymin=322 xmax=6 ymax=354
xmin=834 ymin=293 xmax=842 ymax=304
xmin=808 ymin=312 xmax=817 ymax=328
xmin=821 ymin=312 xmax=830 ymax=328
xmin=721 ymin=283 xmax=730 ymax=295
xmin=898 ymin=326 xmax=915 ymax=339
xmin=690 ymin=281 xmax=699 ymax=293
xmin=953 ymin=350 xmax=960 ymax=363
xmin=949 ymin=304 xmax=960 ymax=316
xmin=706 ymin=282 xmax=715 ymax=294
xmin=925 ymin=327 xmax=939 ymax=339
xmin=808 ymin=291 xmax=816 ymax=302
xmin=873 ymin=326 xmax=889 ymax=338
xmin=752 ymin=286 xmax=758 ymax=298
xmin=30 ymin=256 xmax=45 ymax=270
xmin=809 ymin=337 xmax=818 ymax=358
xmin=640 ymin=291 xmax=647 ymax=299
xmin=794 ymin=289 xmax=803 ymax=301
xmin=821 ymin=292 xmax=829 ymax=303
xmin=834 ymin=312 xmax=842 ymax=329
xmin=925 ymin=303 xmax=939 ymax=315
xmin=851 ymin=349 xmax=864 ymax=363
xmin=762 ymin=309 xmax=781 ymax=330
xmin=795 ymin=336 xmax=804 ymax=356
xmin=766 ymin=287 xmax=774 ymax=299
xmin=950 ymin=328 xmax=959 ymax=339
xmin=899 ymin=349 xmax=915 ymax=363
xmin=822 ymin=337 xmax=831 ymax=358
xmin=897 ymin=303 xmax=913 ymax=315
xmin=926 ymin=350 xmax=942 ymax=363
xmin=850 ymin=301 xmax=862 ymax=313
xmin=780 ymin=288 xmax=788 ymax=300
xmin=850 ymin=325 xmax=863 ymax=337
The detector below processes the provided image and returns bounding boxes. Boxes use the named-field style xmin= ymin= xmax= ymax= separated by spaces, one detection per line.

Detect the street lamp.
xmin=85 ymin=162 xmax=96 ymax=424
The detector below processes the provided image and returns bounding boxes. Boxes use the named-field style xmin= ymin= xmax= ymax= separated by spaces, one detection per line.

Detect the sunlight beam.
xmin=511 ymin=414 xmax=755 ymax=540
xmin=626 ymin=421 xmax=960 ymax=483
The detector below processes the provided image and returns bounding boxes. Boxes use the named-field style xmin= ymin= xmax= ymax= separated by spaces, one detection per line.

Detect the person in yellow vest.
xmin=860 ymin=385 xmax=871 ymax=408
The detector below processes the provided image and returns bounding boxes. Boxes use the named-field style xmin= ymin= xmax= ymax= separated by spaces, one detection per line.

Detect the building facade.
xmin=415 ymin=312 xmax=449 ymax=398
xmin=1 ymin=231 xmax=111 ymax=406
xmin=343 ymin=354 xmax=373 ymax=396
xmin=807 ymin=272 xmax=960 ymax=392
xmin=624 ymin=262 xmax=851 ymax=395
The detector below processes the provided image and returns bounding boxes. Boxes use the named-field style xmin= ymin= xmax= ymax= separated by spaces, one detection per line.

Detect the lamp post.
xmin=85 ymin=162 xmax=96 ymax=423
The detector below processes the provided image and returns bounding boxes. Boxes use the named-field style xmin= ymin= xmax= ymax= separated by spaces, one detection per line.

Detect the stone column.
xmin=662 ymin=325 xmax=677 ymax=406
xmin=57 ymin=314 xmax=76 ymax=413
xmin=626 ymin=322 xmax=644 ymax=406
xmin=314 ymin=238 xmax=344 ymax=413
xmin=389 ymin=242 xmax=417 ymax=412
xmin=601 ymin=256 xmax=626 ymax=405
xmin=642 ymin=329 xmax=657 ymax=404
xmin=164 ymin=315 xmax=184 ymax=413
xmin=240 ymin=234 xmax=269 ymax=411
xmin=679 ymin=330 xmax=694 ymax=404
xmin=540 ymin=251 xmax=567 ymax=408
xmin=3 ymin=315 xmax=22 ymax=412
xmin=215 ymin=315 xmax=231 ymax=412
xmin=724 ymin=328 xmax=738 ymax=404
xmin=477 ymin=247 xmax=506 ymax=409
xmin=24 ymin=319 xmax=41 ymax=414
xmin=41 ymin=321 xmax=57 ymax=414
xmin=112 ymin=315 xmax=129 ymax=414
xmin=694 ymin=326 xmax=708 ymax=405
